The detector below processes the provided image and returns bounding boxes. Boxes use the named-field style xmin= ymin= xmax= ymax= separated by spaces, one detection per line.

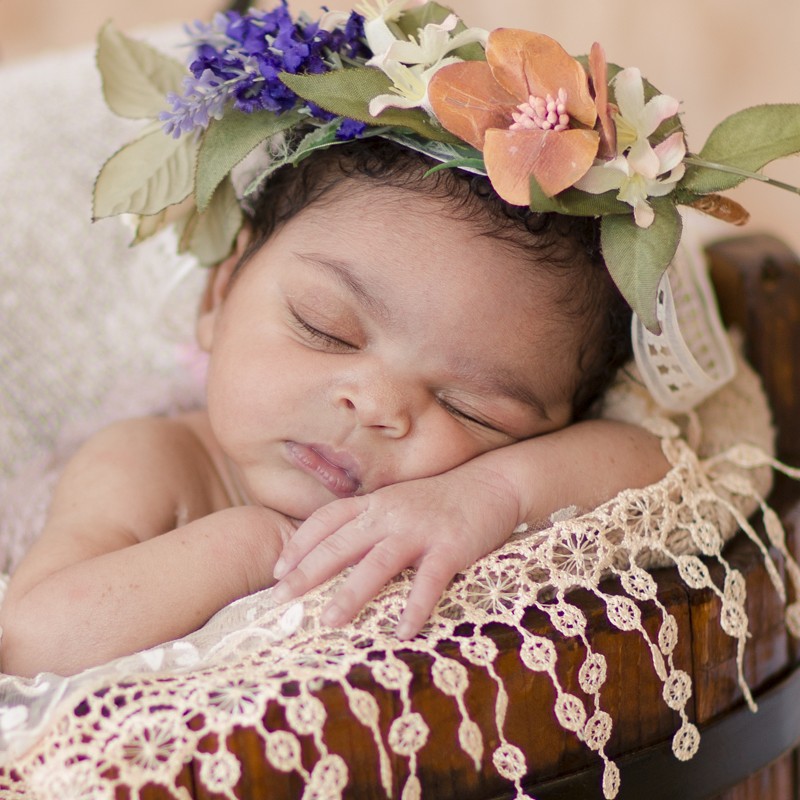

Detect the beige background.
xmin=2 ymin=0 xmax=799 ymax=249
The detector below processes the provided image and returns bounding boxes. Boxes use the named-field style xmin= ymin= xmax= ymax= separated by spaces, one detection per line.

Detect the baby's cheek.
xmin=401 ymin=421 xmax=492 ymax=483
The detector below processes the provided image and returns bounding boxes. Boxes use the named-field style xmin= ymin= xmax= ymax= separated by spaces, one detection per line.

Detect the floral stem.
xmin=684 ymin=155 xmax=800 ymax=196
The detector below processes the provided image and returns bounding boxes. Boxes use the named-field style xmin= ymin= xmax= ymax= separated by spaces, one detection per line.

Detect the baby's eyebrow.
xmin=451 ymin=357 xmax=552 ymax=421
xmin=295 ymin=252 xmax=392 ymax=322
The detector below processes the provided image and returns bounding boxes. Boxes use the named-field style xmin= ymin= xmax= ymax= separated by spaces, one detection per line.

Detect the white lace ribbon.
xmin=633 ymin=243 xmax=736 ymax=412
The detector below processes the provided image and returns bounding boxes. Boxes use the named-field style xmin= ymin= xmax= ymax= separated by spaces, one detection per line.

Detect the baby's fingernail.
xmin=273 ymin=557 xmax=288 ymax=580
xmin=396 ymin=621 xmax=415 ymax=640
xmin=321 ymin=604 xmax=346 ymax=627
xmin=272 ymin=582 xmax=292 ymax=603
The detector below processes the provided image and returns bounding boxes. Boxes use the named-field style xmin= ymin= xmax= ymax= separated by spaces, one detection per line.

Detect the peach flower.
xmin=428 ymin=28 xmax=600 ymax=203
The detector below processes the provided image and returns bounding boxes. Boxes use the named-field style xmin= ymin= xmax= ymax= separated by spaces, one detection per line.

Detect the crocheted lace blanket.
xmin=1 ymin=343 xmax=799 ymax=800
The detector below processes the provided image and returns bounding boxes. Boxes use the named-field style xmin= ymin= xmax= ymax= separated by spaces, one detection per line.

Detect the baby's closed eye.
xmin=288 ymin=306 xmax=359 ymax=352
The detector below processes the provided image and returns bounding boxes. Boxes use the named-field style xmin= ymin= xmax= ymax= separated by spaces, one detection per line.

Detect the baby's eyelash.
xmin=439 ymin=399 xmax=498 ymax=432
xmin=290 ymin=309 xmax=354 ymax=350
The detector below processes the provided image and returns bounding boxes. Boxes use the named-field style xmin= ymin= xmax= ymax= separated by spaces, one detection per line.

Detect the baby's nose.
xmin=335 ymin=374 xmax=413 ymax=437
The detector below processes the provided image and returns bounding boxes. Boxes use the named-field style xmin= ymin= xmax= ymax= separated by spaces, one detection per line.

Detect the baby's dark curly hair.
xmin=240 ymin=136 xmax=631 ymax=421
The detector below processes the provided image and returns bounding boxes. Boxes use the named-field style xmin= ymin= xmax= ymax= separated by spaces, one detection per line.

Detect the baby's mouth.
xmin=285 ymin=442 xmax=361 ymax=497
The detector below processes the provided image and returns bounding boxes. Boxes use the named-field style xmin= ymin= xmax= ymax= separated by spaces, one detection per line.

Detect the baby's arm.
xmin=271 ymin=419 xmax=669 ymax=638
xmin=0 ymin=418 xmax=295 ymax=677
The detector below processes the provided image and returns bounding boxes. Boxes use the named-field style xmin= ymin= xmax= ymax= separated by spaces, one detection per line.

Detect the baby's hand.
xmin=270 ymin=460 xmax=521 ymax=639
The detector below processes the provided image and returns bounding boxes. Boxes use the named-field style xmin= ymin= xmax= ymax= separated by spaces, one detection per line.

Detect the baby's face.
xmin=198 ymin=183 xmax=579 ymax=519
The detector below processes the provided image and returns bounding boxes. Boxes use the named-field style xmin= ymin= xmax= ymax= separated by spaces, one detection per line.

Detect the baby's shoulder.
xmin=62 ymin=413 xmax=225 ymax=512
xmin=56 ymin=414 xmax=227 ymax=519
xmin=81 ymin=414 xmax=209 ymax=462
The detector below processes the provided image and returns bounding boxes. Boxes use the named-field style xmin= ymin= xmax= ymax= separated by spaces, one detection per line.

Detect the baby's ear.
xmin=196 ymin=226 xmax=252 ymax=352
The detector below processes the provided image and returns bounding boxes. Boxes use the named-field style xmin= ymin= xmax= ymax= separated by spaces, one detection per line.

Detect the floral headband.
xmin=93 ymin=0 xmax=800 ymax=405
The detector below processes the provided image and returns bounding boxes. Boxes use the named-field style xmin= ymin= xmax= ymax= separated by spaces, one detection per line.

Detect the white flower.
xmin=574 ymin=66 xmax=685 ymax=226
xmin=613 ymin=67 xmax=680 ymax=148
xmin=575 ymin=131 xmax=686 ymax=227
xmin=613 ymin=66 xmax=681 ymax=169
xmin=317 ymin=11 xmax=351 ymax=32
xmin=371 ymin=14 xmax=488 ymax=66
xmin=358 ymin=0 xmax=426 ymax=56
xmin=366 ymin=15 xmax=487 ymax=117
xmin=368 ymin=52 xmax=457 ymax=116
xmin=356 ymin=0 xmax=422 ymax=22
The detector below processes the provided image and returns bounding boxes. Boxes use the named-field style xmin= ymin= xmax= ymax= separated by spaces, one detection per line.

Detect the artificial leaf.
xmin=195 ymin=109 xmax=303 ymax=212
xmin=280 ymin=69 xmax=459 ymax=143
xmin=383 ymin=130 xmax=484 ymax=168
xmin=180 ymin=177 xmax=243 ymax=266
xmin=528 ymin=175 xmax=630 ymax=216
xmin=682 ymin=104 xmax=800 ymax=193
xmin=93 ymin=128 xmax=199 ymax=219
xmin=241 ymin=119 xmax=354 ymax=197
xmin=133 ymin=195 xmax=196 ymax=244
xmin=600 ymin=199 xmax=682 ymax=333
xmin=96 ymin=22 xmax=186 ymax=119
xmin=396 ymin=2 xmax=455 ymax=34
xmin=424 ymin=157 xmax=487 ymax=175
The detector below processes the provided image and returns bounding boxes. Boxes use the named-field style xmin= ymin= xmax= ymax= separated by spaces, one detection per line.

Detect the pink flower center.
xmin=510 ymin=88 xmax=570 ymax=133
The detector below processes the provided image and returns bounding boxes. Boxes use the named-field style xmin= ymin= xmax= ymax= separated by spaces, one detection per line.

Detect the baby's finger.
xmin=272 ymin=512 xmax=384 ymax=602
xmin=319 ymin=538 xmax=422 ymax=628
xmin=274 ymin=496 xmax=365 ymax=579
xmin=395 ymin=557 xmax=461 ymax=640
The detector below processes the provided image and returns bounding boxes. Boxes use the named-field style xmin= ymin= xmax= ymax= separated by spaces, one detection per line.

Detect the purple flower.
xmin=160 ymin=69 xmax=231 ymax=137
xmin=336 ymin=118 xmax=368 ymax=140
xmin=160 ymin=3 xmax=369 ymax=137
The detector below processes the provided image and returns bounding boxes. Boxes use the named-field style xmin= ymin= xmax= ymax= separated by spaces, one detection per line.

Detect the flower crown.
xmin=93 ymin=0 xmax=800 ymax=334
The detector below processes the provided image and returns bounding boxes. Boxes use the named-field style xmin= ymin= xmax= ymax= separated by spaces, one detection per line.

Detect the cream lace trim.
xmin=1 ymin=345 xmax=798 ymax=800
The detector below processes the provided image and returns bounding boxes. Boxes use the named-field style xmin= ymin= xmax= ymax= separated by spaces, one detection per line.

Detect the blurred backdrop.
xmin=2 ymin=0 xmax=799 ymax=249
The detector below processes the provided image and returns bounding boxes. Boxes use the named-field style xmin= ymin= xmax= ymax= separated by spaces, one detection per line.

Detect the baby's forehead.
xmin=273 ymin=193 xmax=579 ymax=386
xmin=292 ymin=177 xmax=550 ymax=274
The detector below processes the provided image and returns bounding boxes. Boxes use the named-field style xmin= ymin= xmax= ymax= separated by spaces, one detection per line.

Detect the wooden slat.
xmin=707 ymin=235 xmax=800 ymax=462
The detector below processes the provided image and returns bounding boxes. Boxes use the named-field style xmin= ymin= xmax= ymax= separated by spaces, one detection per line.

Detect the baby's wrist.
xmin=458 ymin=449 xmax=527 ymax=530
xmin=208 ymin=505 xmax=294 ymax=594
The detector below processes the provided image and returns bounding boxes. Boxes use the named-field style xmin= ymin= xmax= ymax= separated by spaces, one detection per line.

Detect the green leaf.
xmin=395 ymin=1 xmax=454 ymax=32
xmin=528 ymin=175 xmax=631 ymax=216
xmin=600 ymin=199 xmax=682 ymax=333
xmin=93 ymin=128 xmax=199 ymax=218
xmin=280 ymin=69 xmax=460 ymax=143
xmin=381 ymin=131 xmax=485 ymax=172
xmin=96 ymin=21 xmax=186 ymax=119
xmin=132 ymin=196 xmax=195 ymax=245
xmin=195 ymin=109 xmax=303 ymax=212
xmin=682 ymin=104 xmax=800 ymax=193
xmin=179 ymin=177 xmax=243 ymax=266
xmin=242 ymin=119 xmax=347 ymax=197
xmin=424 ymin=157 xmax=486 ymax=176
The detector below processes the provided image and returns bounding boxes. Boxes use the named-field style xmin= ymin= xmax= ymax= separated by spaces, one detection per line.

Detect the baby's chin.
xmin=259 ymin=487 xmax=353 ymax=523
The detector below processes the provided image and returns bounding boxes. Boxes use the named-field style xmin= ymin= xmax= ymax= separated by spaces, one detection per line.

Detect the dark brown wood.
xmin=706 ymin=235 xmax=800 ymax=462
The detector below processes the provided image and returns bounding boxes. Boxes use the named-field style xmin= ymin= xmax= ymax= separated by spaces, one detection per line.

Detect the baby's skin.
xmin=0 ymin=183 xmax=667 ymax=677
